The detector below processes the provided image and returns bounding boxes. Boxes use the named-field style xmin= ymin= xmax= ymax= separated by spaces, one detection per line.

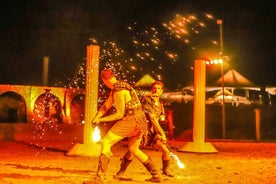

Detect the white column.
xmin=66 ymin=45 xmax=101 ymax=156
xmin=84 ymin=45 xmax=100 ymax=144
xmin=178 ymin=60 xmax=217 ymax=153
xmin=193 ymin=59 xmax=206 ymax=143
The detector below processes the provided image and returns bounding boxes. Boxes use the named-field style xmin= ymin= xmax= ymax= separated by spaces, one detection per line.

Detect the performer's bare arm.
xmin=92 ymin=93 xmax=113 ymax=123
xmin=147 ymin=113 xmax=167 ymax=141
xmin=95 ymin=90 xmax=128 ymax=123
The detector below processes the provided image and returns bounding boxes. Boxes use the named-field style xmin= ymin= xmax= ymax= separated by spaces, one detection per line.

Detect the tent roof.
xmin=215 ymin=89 xmax=233 ymax=96
xmin=213 ymin=69 xmax=257 ymax=87
xmin=134 ymin=74 xmax=156 ymax=88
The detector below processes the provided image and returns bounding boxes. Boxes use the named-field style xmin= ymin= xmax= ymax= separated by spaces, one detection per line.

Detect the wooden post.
xmin=254 ymin=109 xmax=261 ymax=141
xmin=42 ymin=56 xmax=49 ymax=86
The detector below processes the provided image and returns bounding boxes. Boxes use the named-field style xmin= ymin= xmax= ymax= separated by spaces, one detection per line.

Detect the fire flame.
xmin=177 ymin=160 xmax=185 ymax=169
xmin=170 ymin=152 xmax=185 ymax=169
xmin=92 ymin=126 xmax=101 ymax=142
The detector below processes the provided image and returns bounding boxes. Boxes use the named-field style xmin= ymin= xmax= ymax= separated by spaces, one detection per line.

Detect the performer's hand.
xmin=159 ymin=115 xmax=166 ymax=122
xmin=91 ymin=122 xmax=96 ymax=128
xmin=91 ymin=117 xmax=100 ymax=127
xmin=155 ymin=134 xmax=166 ymax=143
xmin=161 ymin=134 xmax=167 ymax=142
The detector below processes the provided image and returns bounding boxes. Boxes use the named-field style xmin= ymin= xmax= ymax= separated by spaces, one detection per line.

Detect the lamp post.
xmin=217 ymin=19 xmax=223 ymax=54
xmin=220 ymin=59 xmax=226 ymax=139
xmin=217 ymin=19 xmax=226 ymax=139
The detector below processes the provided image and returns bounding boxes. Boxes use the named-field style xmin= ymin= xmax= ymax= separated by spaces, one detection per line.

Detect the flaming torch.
xmin=92 ymin=126 xmax=101 ymax=143
xmin=170 ymin=151 xmax=185 ymax=169
xmin=164 ymin=142 xmax=185 ymax=169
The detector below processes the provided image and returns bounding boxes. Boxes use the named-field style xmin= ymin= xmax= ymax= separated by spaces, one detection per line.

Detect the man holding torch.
xmin=91 ymin=69 xmax=162 ymax=183
xmin=141 ymin=80 xmax=175 ymax=177
xmin=115 ymin=81 xmax=175 ymax=180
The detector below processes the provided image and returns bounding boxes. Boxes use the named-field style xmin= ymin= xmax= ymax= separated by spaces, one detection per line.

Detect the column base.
xmin=178 ymin=141 xmax=217 ymax=153
xmin=66 ymin=143 xmax=101 ymax=157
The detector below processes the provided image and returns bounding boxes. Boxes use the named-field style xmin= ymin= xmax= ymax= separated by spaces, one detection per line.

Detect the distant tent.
xmin=213 ymin=69 xmax=257 ymax=87
xmin=266 ymin=87 xmax=276 ymax=95
xmin=134 ymin=74 xmax=156 ymax=89
xmin=215 ymin=89 xmax=233 ymax=96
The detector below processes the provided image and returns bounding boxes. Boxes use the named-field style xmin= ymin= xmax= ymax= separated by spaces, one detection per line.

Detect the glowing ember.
xmin=64 ymin=12 xmax=219 ymax=91
xmin=92 ymin=126 xmax=101 ymax=142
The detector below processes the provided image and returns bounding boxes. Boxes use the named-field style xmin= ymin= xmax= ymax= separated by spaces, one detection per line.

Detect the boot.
xmin=162 ymin=159 xmax=174 ymax=177
xmin=96 ymin=154 xmax=110 ymax=176
xmin=114 ymin=153 xmax=133 ymax=180
xmin=143 ymin=158 xmax=163 ymax=183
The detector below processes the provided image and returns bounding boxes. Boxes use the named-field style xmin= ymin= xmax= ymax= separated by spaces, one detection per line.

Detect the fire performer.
xmin=91 ymin=69 xmax=162 ymax=183
xmin=115 ymin=80 xmax=174 ymax=179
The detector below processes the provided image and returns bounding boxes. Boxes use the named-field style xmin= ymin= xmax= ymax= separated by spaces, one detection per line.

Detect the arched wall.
xmin=0 ymin=84 xmax=85 ymax=123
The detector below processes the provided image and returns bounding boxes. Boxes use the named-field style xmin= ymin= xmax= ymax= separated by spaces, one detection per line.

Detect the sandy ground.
xmin=0 ymin=140 xmax=276 ymax=184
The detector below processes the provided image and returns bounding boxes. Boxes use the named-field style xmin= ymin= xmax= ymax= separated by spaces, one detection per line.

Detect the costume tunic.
xmin=141 ymin=94 xmax=165 ymax=144
xmin=141 ymin=95 xmax=165 ymax=117
xmin=109 ymin=81 xmax=148 ymax=138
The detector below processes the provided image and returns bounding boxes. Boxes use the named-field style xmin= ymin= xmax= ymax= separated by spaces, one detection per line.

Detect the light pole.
xmin=217 ymin=19 xmax=226 ymax=139
xmin=220 ymin=58 xmax=225 ymax=139
xmin=217 ymin=19 xmax=223 ymax=54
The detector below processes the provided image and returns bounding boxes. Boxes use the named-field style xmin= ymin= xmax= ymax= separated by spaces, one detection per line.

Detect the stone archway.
xmin=70 ymin=94 xmax=85 ymax=125
xmin=0 ymin=91 xmax=27 ymax=123
xmin=33 ymin=89 xmax=63 ymax=124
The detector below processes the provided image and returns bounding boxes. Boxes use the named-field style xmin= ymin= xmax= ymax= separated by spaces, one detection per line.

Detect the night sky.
xmin=0 ymin=0 xmax=275 ymax=90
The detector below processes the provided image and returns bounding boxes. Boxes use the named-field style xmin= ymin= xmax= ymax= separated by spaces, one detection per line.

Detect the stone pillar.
xmin=84 ymin=45 xmax=100 ymax=144
xmin=66 ymin=45 xmax=101 ymax=156
xmin=178 ymin=60 xmax=217 ymax=153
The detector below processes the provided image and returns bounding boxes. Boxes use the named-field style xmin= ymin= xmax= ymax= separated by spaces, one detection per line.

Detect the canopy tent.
xmin=214 ymin=88 xmax=233 ymax=96
xmin=182 ymin=69 xmax=261 ymax=96
xmin=179 ymin=69 xmax=275 ymax=106
xmin=212 ymin=69 xmax=257 ymax=87
xmin=183 ymin=69 xmax=257 ymax=91
xmin=134 ymin=74 xmax=156 ymax=89
xmin=266 ymin=87 xmax=276 ymax=95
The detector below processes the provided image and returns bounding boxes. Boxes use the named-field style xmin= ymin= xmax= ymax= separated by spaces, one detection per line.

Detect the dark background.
xmin=169 ymin=103 xmax=276 ymax=140
xmin=0 ymin=0 xmax=275 ymax=90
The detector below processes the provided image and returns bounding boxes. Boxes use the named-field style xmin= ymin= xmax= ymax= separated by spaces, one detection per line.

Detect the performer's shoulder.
xmin=113 ymin=81 xmax=131 ymax=92
xmin=140 ymin=94 xmax=154 ymax=104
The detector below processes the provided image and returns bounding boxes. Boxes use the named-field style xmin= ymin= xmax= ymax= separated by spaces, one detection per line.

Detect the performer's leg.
xmin=114 ymin=151 xmax=133 ymax=179
xmin=155 ymin=139 xmax=174 ymax=177
xmin=97 ymin=131 xmax=123 ymax=175
xmin=129 ymin=136 xmax=163 ymax=183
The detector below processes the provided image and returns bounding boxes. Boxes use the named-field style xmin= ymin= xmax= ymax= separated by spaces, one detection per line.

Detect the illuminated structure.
xmin=0 ymin=84 xmax=85 ymax=124
xmin=178 ymin=60 xmax=217 ymax=153
xmin=66 ymin=45 xmax=101 ymax=156
xmin=0 ymin=45 xmax=103 ymax=155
